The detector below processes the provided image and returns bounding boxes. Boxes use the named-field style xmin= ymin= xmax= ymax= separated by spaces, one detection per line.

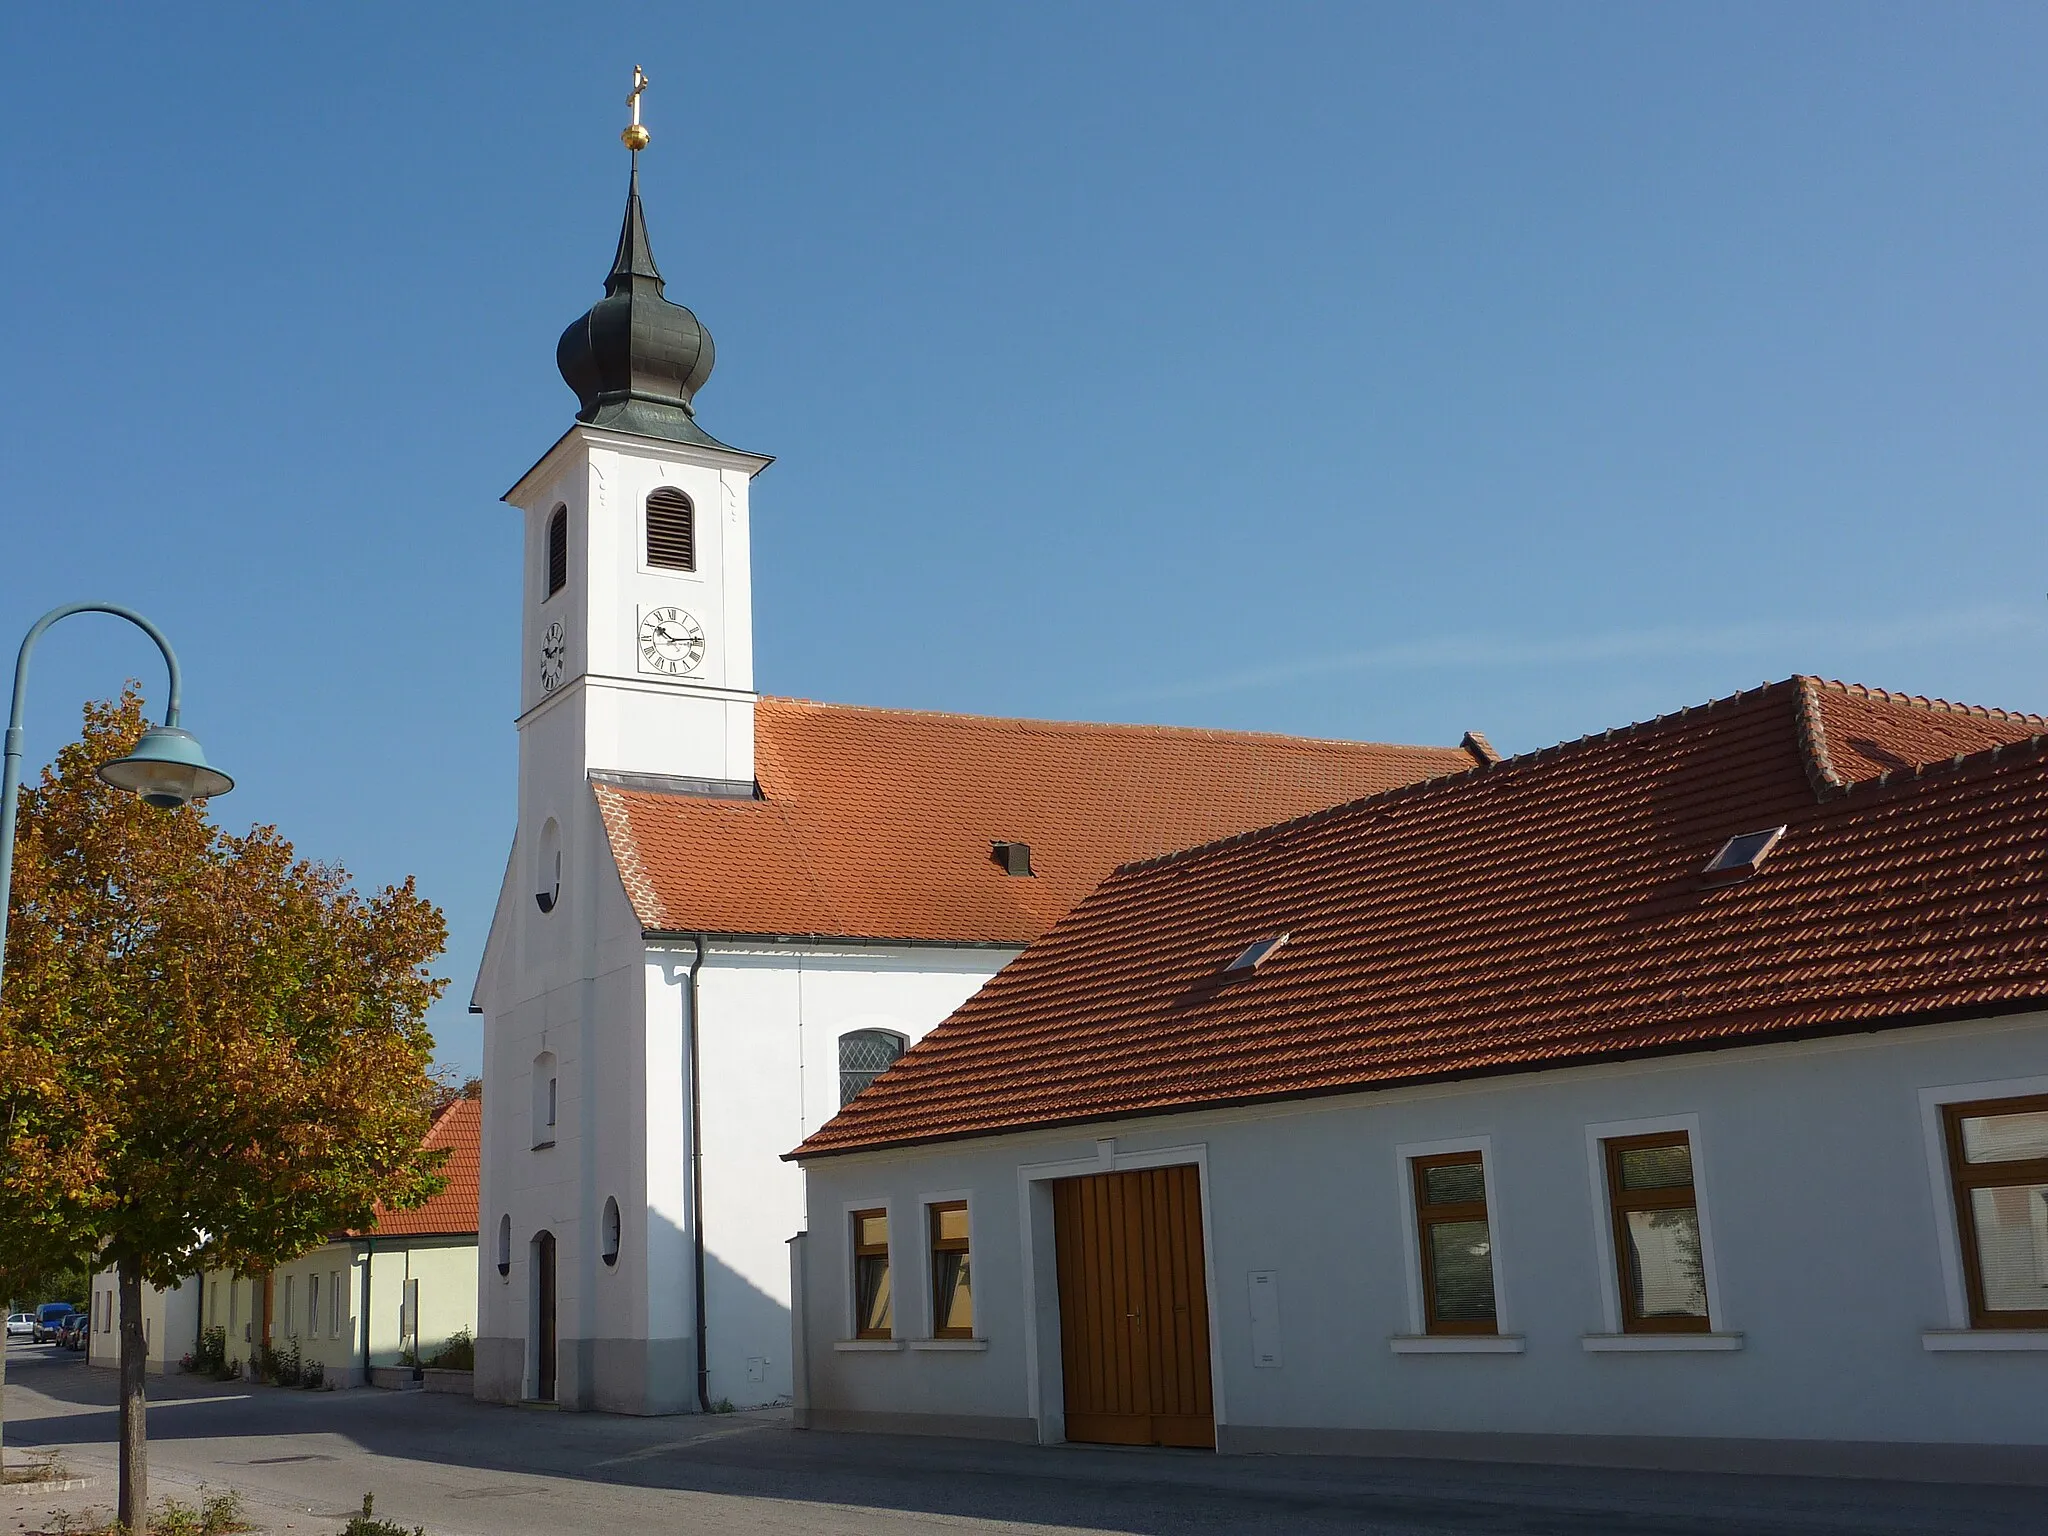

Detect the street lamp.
xmin=0 ymin=602 xmax=234 ymax=996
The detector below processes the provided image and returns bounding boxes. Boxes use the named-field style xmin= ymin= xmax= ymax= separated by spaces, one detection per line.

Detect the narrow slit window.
xmin=1942 ymin=1094 xmax=2048 ymax=1328
xmin=852 ymin=1209 xmax=893 ymax=1339
xmin=1411 ymin=1153 xmax=1497 ymax=1334
xmin=646 ymin=488 xmax=696 ymax=571
xmin=1604 ymin=1132 xmax=1711 ymax=1332
xmin=929 ymin=1202 xmax=974 ymax=1339
xmin=602 ymin=1196 xmax=622 ymax=1268
xmin=1702 ymin=826 xmax=1785 ymax=882
xmin=546 ymin=506 xmax=568 ymax=599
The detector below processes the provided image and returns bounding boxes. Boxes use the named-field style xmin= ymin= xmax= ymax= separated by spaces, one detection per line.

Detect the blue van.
xmin=32 ymin=1302 xmax=76 ymax=1342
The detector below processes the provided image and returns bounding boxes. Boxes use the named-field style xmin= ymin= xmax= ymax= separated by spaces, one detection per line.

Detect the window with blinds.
xmin=646 ymin=488 xmax=696 ymax=571
xmin=546 ymin=506 xmax=568 ymax=598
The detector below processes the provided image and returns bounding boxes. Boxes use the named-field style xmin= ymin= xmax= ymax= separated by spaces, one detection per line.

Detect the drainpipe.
xmin=358 ymin=1239 xmax=374 ymax=1387
xmin=688 ymin=934 xmax=711 ymax=1414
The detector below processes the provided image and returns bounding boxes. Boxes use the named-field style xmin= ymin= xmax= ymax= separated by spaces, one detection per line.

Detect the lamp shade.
xmin=97 ymin=725 xmax=235 ymax=808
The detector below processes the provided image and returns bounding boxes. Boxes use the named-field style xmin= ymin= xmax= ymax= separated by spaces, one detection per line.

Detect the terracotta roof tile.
xmin=795 ymin=677 xmax=2048 ymax=1158
xmin=358 ymin=1096 xmax=480 ymax=1238
xmin=595 ymin=698 xmax=1472 ymax=944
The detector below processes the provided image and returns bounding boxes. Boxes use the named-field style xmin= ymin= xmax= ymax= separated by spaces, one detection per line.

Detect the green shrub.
xmin=421 ymin=1328 xmax=473 ymax=1371
xmin=190 ymin=1326 xmax=227 ymax=1376
xmin=343 ymin=1493 xmax=424 ymax=1536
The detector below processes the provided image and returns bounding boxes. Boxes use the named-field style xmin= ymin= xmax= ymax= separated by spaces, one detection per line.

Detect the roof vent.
xmin=1702 ymin=826 xmax=1786 ymax=884
xmin=991 ymin=840 xmax=1033 ymax=877
xmin=1226 ymin=933 xmax=1289 ymax=972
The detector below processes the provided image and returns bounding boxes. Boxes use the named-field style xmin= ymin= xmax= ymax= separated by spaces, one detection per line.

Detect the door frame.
xmin=1016 ymin=1140 xmax=1224 ymax=1447
xmin=530 ymin=1230 xmax=557 ymax=1402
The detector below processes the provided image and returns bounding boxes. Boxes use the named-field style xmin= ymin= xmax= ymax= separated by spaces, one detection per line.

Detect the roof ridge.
xmin=756 ymin=695 xmax=1462 ymax=755
xmin=1800 ymin=675 xmax=2048 ymax=728
xmin=1794 ymin=676 xmax=1850 ymax=799
xmin=1115 ymin=678 xmax=1803 ymax=878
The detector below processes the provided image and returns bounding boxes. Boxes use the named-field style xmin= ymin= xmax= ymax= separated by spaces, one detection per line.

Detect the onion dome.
xmin=556 ymin=167 xmax=727 ymax=448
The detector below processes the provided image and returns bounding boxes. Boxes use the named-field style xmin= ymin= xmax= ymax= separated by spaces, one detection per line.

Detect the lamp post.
xmin=0 ymin=602 xmax=234 ymax=999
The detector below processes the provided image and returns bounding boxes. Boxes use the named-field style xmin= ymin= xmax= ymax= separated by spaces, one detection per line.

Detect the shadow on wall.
xmin=703 ymin=1245 xmax=793 ymax=1411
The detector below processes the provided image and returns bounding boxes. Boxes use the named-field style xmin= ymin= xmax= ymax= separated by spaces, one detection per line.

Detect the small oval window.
xmin=496 ymin=1214 xmax=512 ymax=1279
xmin=601 ymin=1197 xmax=621 ymax=1268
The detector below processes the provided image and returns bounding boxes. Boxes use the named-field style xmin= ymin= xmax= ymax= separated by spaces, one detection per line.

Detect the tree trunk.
xmin=118 ymin=1261 xmax=148 ymax=1531
xmin=2 ymin=1307 xmax=9 ymax=1480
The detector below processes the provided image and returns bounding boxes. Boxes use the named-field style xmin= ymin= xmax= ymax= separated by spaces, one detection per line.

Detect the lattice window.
xmin=839 ymin=1029 xmax=906 ymax=1107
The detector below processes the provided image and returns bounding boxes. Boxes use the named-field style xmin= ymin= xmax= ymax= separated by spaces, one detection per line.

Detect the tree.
xmin=0 ymin=692 xmax=448 ymax=1526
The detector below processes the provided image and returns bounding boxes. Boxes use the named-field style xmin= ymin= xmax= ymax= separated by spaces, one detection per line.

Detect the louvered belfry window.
xmin=646 ymin=488 xmax=696 ymax=571
xmin=545 ymin=506 xmax=568 ymax=598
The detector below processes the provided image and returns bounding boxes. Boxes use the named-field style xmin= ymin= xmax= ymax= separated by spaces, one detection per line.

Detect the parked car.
xmin=57 ymin=1313 xmax=89 ymax=1351
xmin=6 ymin=1313 xmax=34 ymax=1338
xmin=31 ymin=1303 xmax=76 ymax=1342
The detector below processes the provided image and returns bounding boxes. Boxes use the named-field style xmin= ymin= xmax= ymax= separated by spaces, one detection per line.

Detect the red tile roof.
xmin=795 ymin=677 xmax=2048 ymax=1159
xmin=595 ymin=697 xmax=1475 ymax=945
xmin=359 ymin=1096 xmax=480 ymax=1238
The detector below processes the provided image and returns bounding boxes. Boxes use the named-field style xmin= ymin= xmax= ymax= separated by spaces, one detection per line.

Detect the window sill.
xmin=1581 ymin=1332 xmax=1743 ymax=1353
xmin=1389 ymin=1334 xmax=1525 ymax=1355
xmin=833 ymin=1339 xmax=905 ymax=1352
xmin=1922 ymin=1329 xmax=2048 ymax=1352
xmin=531 ymin=1140 xmax=555 ymax=1151
xmin=909 ymin=1338 xmax=989 ymax=1352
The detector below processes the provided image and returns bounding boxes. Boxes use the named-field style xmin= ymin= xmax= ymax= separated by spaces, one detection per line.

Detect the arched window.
xmin=532 ymin=1051 xmax=558 ymax=1149
xmin=534 ymin=818 xmax=561 ymax=914
xmin=646 ymin=488 xmax=695 ymax=572
xmin=839 ymin=1029 xmax=907 ymax=1107
xmin=545 ymin=506 xmax=568 ymax=598
xmin=496 ymin=1214 xmax=512 ymax=1279
xmin=601 ymin=1197 xmax=621 ymax=1268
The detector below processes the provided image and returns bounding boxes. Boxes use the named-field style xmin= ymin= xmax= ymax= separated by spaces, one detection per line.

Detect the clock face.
xmin=638 ymin=606 xmax=705 ymax=676
xmin=539 ymin=620 xmax=567 ymax=694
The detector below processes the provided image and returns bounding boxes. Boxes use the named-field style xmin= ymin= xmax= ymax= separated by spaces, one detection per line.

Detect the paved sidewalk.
xmin=5 ymin=1342 xmax=2045 ymax=1535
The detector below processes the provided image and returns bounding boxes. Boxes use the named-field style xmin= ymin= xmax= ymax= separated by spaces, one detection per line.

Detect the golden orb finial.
xmin=623 ymin=65 xmax=651 ymax=151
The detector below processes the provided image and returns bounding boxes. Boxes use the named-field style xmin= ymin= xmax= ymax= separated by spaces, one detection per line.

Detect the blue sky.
xmin=4 ymin=6 xmax=2046 ymax=1076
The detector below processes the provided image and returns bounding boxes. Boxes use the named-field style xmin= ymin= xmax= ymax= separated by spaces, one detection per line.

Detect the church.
xmin=468 ymin=125 xmax=1481 ymax=1411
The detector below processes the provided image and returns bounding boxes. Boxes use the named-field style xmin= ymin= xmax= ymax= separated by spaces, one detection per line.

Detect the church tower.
xmin=475 ymin=76 xmax=774 ymax=1413
xmin=503 ymin=131 xmax=771 ymax=794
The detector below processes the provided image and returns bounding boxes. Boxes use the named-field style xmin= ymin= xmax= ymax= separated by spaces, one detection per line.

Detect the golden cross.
xmin=623 ymin=65 xmax=651 ymax=151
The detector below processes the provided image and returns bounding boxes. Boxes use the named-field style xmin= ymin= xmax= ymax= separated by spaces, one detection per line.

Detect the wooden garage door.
xmin=1052 ymin=1165 xmax=1215 ymax=1449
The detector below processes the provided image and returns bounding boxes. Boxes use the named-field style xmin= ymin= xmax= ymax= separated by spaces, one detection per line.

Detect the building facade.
xmin=90 ymin=1096 xmax=480 ymax=1385
xmin=469 ymin=163 xmax=1478 ymax=1414
xmin=792 ymin=680 xmax=2048 ymax=1477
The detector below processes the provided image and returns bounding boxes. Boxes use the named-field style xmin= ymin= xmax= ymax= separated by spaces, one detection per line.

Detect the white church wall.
xmin=797 ymin=1010 xmax=2048 ymax=1472
xmin=687 ymin=942 xmax=1018 ymax=1409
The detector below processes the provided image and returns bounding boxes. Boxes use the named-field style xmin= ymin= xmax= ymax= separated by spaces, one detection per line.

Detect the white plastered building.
xmin=469 ymin=165 xmax=1478 ymax=1414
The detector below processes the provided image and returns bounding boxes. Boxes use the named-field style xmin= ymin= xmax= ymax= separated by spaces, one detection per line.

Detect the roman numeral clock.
xmin=638 ymin=606 xmax=705 ymax=676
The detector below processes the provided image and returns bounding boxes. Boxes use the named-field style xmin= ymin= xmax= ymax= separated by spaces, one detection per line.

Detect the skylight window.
xmin=1227 ymin=933 xmax=1289 ymax=972
xmin=1703 ymin=826 xmax=1786 ymax=883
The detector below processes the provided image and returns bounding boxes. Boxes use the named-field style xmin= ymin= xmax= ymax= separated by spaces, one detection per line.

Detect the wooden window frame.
xmin=1942 ymin=1092 xmax=2048 ymax=1330
xmin=545 ymin=506 xmax=568 ymax=599
xmin=1604 ymin=1130 xmax=1711 ymax=1334
xmin=645 ymin=488 xmax=697 ymax=573
xmin=928 ymin=1201 xmax=973 ymax=1340
xmin=851 ymin=1208 xmax=892 ymax=1340
xmin=1410 ymin=1152 xmax=1497 ymax=1335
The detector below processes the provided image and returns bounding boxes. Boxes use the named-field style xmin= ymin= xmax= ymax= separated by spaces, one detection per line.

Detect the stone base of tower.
xmin=472 ymin=1332 xmax=700 ymax=1415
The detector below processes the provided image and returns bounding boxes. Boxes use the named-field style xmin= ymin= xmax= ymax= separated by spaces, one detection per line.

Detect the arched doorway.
xmin=530 ymin=1230 xmax=557 ymax=1402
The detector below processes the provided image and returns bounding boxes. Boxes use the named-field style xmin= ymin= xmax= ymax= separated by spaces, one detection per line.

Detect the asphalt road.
xmin=4 ymin=1341 xmax=2045 ymax=1536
